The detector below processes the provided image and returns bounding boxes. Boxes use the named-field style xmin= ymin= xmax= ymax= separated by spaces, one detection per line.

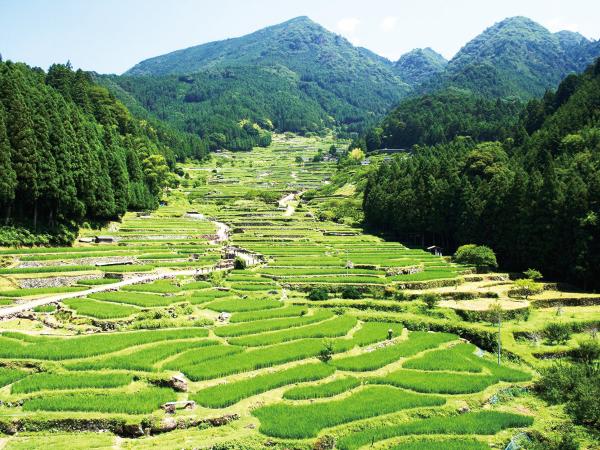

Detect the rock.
xmin=159 ymin=417 xmax=178 ymax=432
xmin=170 ymin=375 xmax=188 ymax=392
xmin=120 ymin=423 xmax=144 ymax=438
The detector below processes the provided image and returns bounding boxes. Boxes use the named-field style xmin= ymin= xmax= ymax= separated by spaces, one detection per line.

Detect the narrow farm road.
xmin=279 ymin=191 xmax=304 ymax=217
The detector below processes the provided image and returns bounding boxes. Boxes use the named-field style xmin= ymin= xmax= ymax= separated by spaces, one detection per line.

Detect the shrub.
xmin=234 ymin=256 xmax=247 ymax=270
xmin=543 ymin=322 xmax=572 ymax=344
xmin=524 ymin=268 xmax=543 ymax=280
xmin=453 ymin=244 xmax=497 ymax=270
xmin=512 ymin=278 xmax=543 ymax=299
xmin=341 ymin=286 xmax=362 ymax=299
xmin=308 ymin=288 xmax=329 ymax=301
xmin=571 ymin=339 xmax=600 ymax=366
xmin=318 ymin=339 xmax=334 ymax=363
xmin=421 ymin=293 xmax=440 ymax=310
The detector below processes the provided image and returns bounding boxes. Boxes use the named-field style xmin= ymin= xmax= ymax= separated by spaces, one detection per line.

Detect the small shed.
xmin=427 ymin=245 xmax=443 ymax=257
xmin=78 ymin=237 xmax=94 ymax=243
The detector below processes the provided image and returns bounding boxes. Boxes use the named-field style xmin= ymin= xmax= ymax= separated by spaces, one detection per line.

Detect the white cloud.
xmin=337 ymin=17 xmax=361 ymax=34
xmin=544 ymin=17 xmax=581 ymax=33
xmin=380 ymin=16 xmax=398 ymax=33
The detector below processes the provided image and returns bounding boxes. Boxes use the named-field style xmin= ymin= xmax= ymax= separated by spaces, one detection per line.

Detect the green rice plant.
xmin=253 ymin=386 xmax=445 ymax=438
xmin=0 ymin=328 xmax=208 ymax=360
xmin=3 ymin=432 xmax=115 ymax=450
xmin=33 ymin=304 xmax=56 ymax=313
xmin=289 ymin=276 xmax=386 ymax=284
xmin=189 ymin=288 xmax=233 ymax=304
xmin=229 ymin=305 xmax=308 ymax=323
xmin=403 ymin=343 xmax=483 ymax=372
xmin=337 ymin=411 xmax=534 ymax=450
xmin=0 ymin=286 xmax=88 ymax=297
xmin=22 ymin=386 xmax=175 ymax=414
xmin=89 ymin=291 xmax=185 ymax=307
xmin=66 ymin=339 xmax=218 ymax=371
xmin=77 ymin=278 xmax=117 ymax=286
xmin=100 ymin=264 xmax=154 ymax=273
xmin=181 ymin=280 xmax=212 ymax=290
xmin=11 ymin=371 xmax=133 ymax=394
xmin=192 ymin=363 xmax=335 ymax=408
xmin=214 ymin=309 xmax=333 ymax=337
xmin=0 ymin=298 xmax=13 ymax=305
xmin=333 ymin=332 xmax=456 ymax=371
xmin=0 ymin=265 xmax=96 ymax=275
xmin=390 ymin=439 xmax=489 ymax=450
xmin=389 ymin=270 xmax=458 ymax=282
xmin=229 ymin=282 xmax=278 ymax=291
xmin=0 ymin=367 xmax=29 ymax=387
xmin=229 ymin=315 xmax=357 ymax=347
xmin=205 ymin=297 xmax=281 ymax=313
xmin=121 ymin=280 xmax=181 ymax=294
xmin=371 ymin=369 xmax=497 ymax=394
xmin=283 ymin=376 xmax=360 ymax=400
xmin=137 ymin=253 xmax=183 ymax=260
xmin=162 ymin=345 xmax=244 ymax=374
xmin=349 ymin=322 xmax=404 ymax=347
xmin=179 ymin=339 xmax=329 ymax=381
xmin=62 ymin=298 xmax=140 ymax=319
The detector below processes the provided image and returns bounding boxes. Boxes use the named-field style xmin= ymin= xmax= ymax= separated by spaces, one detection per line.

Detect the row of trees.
xmin=363 ymin=59 xmax=600 ymax=289
xmin=0 ymin=60 xmax=179 ymax=241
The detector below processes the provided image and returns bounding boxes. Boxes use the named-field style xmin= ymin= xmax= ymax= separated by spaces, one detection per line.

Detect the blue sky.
xmin=1 ymin=0 xmax=599 ymax=74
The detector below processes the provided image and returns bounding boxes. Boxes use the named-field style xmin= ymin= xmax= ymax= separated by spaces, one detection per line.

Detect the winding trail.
xmin=279 ymin=191 xmax=304 ymax=217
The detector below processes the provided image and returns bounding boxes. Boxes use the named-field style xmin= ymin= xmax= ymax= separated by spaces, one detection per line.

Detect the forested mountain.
xmin=0 ymin=60 xmax=201 ymax=244
xmin=393 ymin=48 xmax=447 ymax=86
xmin=363 ymin=59 xmax=600 ymax=289
xmin=107 ymin=16 xmax=409 ymax=147
xmin=419 ymin=17 xmax=600 ymax=99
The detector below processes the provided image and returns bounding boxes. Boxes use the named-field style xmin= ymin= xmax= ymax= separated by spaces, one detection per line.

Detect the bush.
xmin=453 ymin=244 xmax=497 ymax=271
xmin=524 ymin=268 xmax=543 ymax=280
xmin=233 ymin=256 xmax=247 ymax=270
xmin=421 ymin=293 xmax=441 ymax=310
xmin=317 ymin=340 xmax=334 ymax=363
xmin=308 ymin=288 xmax=329 ymax=301
xmin=511 ymin=278 xmax=543 ymax=299
xmin=341 ymin=286 xmax=362 ymax=299
xmin=543 ymin=322 xmax=572 ymax=344
xmin=571 ymin=339 xmax=600 ymax=366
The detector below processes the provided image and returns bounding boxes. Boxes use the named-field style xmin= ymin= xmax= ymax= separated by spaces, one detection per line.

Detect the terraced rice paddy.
xmin=2 ymin=135 xmax=591 ymax=448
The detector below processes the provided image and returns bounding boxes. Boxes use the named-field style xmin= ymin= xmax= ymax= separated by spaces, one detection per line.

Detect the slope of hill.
xmin=393 ymin=47 xmax=447 ymax=86
xmin=114 ymin=17 xmax=410 ymax=144
xmin=0 ymin=61 xmax=201 ymax=244
xmin=422 ymin=17 xmax=600 ymax=99
xmin=363 ymin=58 xmax=600 ymax=288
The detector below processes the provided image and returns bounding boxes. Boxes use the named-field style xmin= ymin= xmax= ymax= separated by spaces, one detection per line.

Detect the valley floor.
xmin=0 ymin=135 xmax=598 ymax=449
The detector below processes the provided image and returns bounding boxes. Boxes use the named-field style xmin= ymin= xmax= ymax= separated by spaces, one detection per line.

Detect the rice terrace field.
xmin=0 ymin=135 xmax=598 ymax=449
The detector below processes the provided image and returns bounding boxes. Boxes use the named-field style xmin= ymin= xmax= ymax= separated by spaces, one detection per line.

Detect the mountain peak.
xmin=393 ymin=47 xmax=447 ymax=86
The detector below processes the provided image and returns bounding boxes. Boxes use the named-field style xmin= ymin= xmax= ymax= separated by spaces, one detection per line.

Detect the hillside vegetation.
xmin=363 ymin=59 xmax=600 ymax=289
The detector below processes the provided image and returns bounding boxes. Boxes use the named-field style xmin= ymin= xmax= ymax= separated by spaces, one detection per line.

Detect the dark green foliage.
xmin=372 ymin=89 xmax=522 ymax=150
xmin=393 ymin=48 xmax=447 ymax=86
xmin=543 ymin=322 xmax=572 ymax=345
xmin=0 ymin=60 xmax=196 ymax=242
xmin=535 ymin=355 xmax=600 ymax=429
xmin=308 ymin=287 xmax=329 ymax=301
xmin=341 ymin=286 xmax=362 ymax=299
xmin=110 ymin=17 xmax=410 ymax=140
xmin=317 ymin=339 xmax=334 ymax=363
xmin=421 ymin=293 xmax=441 ymax=310
xmin=453 ymin=244 xmax=498 ymax=270
xmin=423 ymin=17 xmax=599 ymax=99
xmin=363 ymin=59 xmax=600 ymax=289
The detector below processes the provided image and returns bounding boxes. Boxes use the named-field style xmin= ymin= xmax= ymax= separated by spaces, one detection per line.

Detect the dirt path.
xmin=279 ymin=191 xmax=304 ymax=217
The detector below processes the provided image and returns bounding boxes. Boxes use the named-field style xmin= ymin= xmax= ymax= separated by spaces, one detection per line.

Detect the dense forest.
xmin=363 ymin=59 xmax=600 ymax=288
xmin=354 ymin=88 xmax=523 ymax=150
xmin=109 ymin=16 xmax=409 ymax=145
xmin=0 ymin=60 xmax=205 ymax=245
